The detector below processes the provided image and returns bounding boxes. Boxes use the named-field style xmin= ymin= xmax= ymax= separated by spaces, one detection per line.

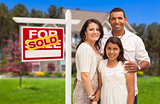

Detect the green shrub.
xmin=0 ymin=71 xmax=3 ymax=75
xmin=44 ymin=73 xmax=50 ymax=77
xmin=55 ymin=72 xmax=63 ymax=77
xmin=28 ymin=74 xmax=33 ymax=77
xmin=72 ymin=62 xmax=77 ymax=75
xmin=72 ymin=73 xmax=77 ymax=78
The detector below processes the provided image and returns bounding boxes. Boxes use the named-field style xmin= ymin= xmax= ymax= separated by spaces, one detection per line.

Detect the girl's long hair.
xmin=103 ymin=37 xmax=126 ymax=62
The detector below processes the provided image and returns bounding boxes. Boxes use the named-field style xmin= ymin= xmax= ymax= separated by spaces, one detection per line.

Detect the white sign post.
xmin=13 ymin=10 xmax=81 ymax=104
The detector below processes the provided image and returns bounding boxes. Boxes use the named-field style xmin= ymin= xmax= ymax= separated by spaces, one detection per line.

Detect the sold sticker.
xmin=26 ymin=34 xmax=59 ymax=51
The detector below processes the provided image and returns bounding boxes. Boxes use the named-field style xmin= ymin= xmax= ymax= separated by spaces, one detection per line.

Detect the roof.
xmin=62 ymin=9 xmax=109 ymax=34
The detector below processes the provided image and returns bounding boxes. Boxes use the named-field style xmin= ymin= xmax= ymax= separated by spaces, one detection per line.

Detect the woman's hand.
xmin=90 ymin=101 xmax=97 ymax=104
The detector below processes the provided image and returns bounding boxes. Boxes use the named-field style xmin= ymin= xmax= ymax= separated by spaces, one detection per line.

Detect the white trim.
xmin=13 ymin=17 xmax=80 ymax=24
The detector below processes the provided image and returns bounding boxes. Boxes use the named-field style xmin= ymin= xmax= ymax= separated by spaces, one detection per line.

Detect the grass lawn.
xmin=0 ymin=76 xmax=160 ymax=104
xmin=0 ymin=78 xmax=65 ymax=104
xmin=137 ymin=76 xmax=160 ymax=104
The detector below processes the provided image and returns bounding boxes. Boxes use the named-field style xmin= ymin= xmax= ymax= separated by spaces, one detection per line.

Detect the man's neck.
xmin=112 ymin=29 xmax=125 ymax=36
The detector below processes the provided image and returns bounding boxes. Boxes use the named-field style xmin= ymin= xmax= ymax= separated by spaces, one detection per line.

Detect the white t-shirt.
xmin=105 ymin=67 xmax=116 ymax=77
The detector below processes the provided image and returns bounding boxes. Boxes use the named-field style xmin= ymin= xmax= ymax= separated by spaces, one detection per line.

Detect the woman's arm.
xmin=81 ymin=72 xmax=97 ymax=104
xmin=81 ymin=72 xmax=95 ymax=96
xmin=94 ymin=71 xmax=102 ymax=102
xmin=78 ymin=44 xmax=98 ymax=103
xmin=125 ymin=72 xmax=135 ymax=104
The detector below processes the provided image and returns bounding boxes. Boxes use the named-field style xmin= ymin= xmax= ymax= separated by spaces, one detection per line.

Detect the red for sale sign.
xmin=21 ymin=26 xmax=64 ymax=62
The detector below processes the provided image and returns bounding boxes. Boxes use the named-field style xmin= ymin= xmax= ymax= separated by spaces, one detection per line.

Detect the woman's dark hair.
xmin=76 ymin=19 xmax=104 ymax=50
xmin=103 ymin=37 xmax=126 ymax=62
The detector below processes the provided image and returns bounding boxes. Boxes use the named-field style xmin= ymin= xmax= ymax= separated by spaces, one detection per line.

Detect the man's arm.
xmin=124 ymin=60 xmax=150 ymax=72
xmin=138 ymin=61 xmax=150 ymax=71
xmin=126 ymin=36 xmax=150 ymax=72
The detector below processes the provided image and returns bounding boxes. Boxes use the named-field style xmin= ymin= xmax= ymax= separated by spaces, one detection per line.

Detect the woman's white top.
xmin=76 ymin=43 xmax=99 ymax=81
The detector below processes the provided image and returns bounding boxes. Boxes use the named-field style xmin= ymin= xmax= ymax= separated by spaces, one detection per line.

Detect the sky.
xmin=1 ymin=0 xmax=160 ymax=25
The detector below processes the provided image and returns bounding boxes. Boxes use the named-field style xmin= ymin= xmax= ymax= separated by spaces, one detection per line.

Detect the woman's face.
xmin=106 ymin=42 xmax=120 ymax=61
xmin=85 ymin=22 xmax=100 ymax=42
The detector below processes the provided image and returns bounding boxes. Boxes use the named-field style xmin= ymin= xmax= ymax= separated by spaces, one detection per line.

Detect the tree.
xmin=48 ymin=5 xmax=58 ymax=18
xmin=0 ymin=3 xmax=9 ymax=36
xmin=10 ymin=3 xmax=29 ymax=17
xmin=0 ymin=32 xmax=35 ymax=88
xmin=57 ymin=6 xmax=64 ymax=18
xmin=145 ymin=23 xmax=159 ymax=75
xmin=30 ymin=9 xmax=44 ymax=18
xmin=131 ymin=23 xmax=160 ymax=76
xmin=131 ymin=23 xmax=146 ymax=38
xmin=157 ymin=24 xmax=160 ymax=75
xmin=9 ymin=3 xmax=29 ymax=34
xmin=0 ymin=3 xmax=10 ymax=53
xmin=76 ymin=8 xmax=80 ymax=10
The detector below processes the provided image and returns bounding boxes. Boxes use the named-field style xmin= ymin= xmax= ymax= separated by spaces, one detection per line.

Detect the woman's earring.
xmin=83 ymin=34 xmax=87 ymax=41
xmin=85 ymin=35 xmax=87 ymax=41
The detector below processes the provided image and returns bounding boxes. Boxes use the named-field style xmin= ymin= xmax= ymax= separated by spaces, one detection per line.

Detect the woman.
xmin=98 ymin=37 xmax=135 ymax=104
xmin=73 ymin=19 xmax=104 ymax=104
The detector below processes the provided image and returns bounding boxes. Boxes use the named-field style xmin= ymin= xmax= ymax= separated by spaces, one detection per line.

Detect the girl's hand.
xmin=95 ymin=89 xmax=100 ymax=101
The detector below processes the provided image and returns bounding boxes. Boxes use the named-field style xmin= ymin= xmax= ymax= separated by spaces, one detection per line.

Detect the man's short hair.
xmin=110 ymin=8 xmax=126 ymax=18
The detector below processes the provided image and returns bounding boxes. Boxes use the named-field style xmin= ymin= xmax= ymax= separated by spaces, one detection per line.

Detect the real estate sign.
xmin=21 ymin=26 xmax=64 ymax=62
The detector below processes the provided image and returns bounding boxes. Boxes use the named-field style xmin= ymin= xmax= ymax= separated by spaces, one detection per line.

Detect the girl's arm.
xmin=125 ymin=72 xmax=135 ymax=104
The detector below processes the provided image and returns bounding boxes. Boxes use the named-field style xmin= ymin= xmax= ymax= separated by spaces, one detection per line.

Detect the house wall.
xmin=103 ymin=26 xmax=110 ymax=34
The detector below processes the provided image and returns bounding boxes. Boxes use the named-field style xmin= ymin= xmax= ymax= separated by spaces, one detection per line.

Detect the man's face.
xmin=109 ymin=11 xmax=127 ymax=33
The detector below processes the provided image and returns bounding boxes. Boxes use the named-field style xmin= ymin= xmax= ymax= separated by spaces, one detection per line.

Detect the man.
xmin=101 ymin=8 xmax=150 ymax=104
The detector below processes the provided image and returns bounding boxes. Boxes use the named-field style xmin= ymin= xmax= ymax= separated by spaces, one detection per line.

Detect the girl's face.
xmin=85 ymin=22 xmax=100 ymax=42
xmin=106 ymin=42 xmax=120 ymax=61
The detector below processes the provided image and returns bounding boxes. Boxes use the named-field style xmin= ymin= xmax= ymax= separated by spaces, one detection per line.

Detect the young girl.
xmin=98 ymin=37 xmax=135 ymax=104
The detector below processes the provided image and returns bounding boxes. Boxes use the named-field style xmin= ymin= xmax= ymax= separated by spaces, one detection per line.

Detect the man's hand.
xmin=124 ymin=60 xmax=138 ymax=72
